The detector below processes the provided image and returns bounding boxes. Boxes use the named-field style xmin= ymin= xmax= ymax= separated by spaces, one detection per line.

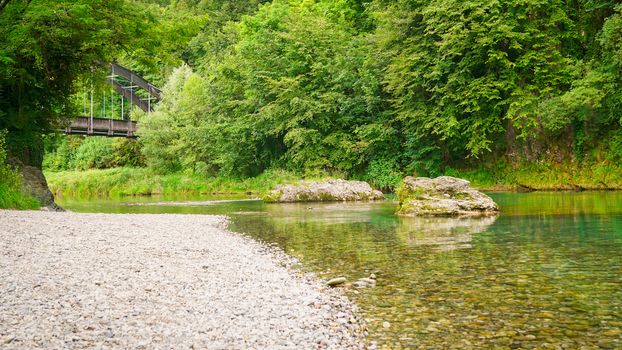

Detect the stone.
xmin=263 ymin=179 xmax=384 ymax=203
xmin=357 ymin=278 xmax=376 ymax=284
xmin=603 ymin=329 xmax=621 ymax=337
xmin=352 ymin=281 xmax=366 ymax=288
xmin=352 ymin=278 xmax=376 ymax=289
xmin=397 ymin=176 xmax=499 ymax=216
xmin=0 ymin=211 xmax=366 ymax=349
xmin=8 ymin=156 xmax=63 ymax=211
xmin=327 ymin=277 xmax=347 ymax=287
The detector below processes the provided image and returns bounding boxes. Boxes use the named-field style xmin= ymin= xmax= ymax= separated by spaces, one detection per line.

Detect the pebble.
xmin=0 ymin=210 xmax=366 ymax=349
xmin=353 ymin=277 xmax=377 ymax=289
xmin=327 ymin=277 xmax=347 ymax=287
xmin=358 ymin=278 xmax=376 ymax=284
xmin=603 ymin=329 xmax=621 ymax=337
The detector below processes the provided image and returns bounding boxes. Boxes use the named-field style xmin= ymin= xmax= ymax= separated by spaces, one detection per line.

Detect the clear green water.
xmin=58 ymin=192 xmax=622 ymax=349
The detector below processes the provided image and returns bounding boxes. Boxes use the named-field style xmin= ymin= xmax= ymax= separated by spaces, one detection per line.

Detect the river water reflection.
xmin=58 ymin=192 xmax=622 ymax=349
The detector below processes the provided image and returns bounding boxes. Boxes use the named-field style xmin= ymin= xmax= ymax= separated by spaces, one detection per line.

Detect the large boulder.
xmin=397 ymin=176 xmax=498 ymax=216
xmin=264 ymin=179 xmax=384 ymax=203
xmin=8 ymin=156 xmax=63 ymax=211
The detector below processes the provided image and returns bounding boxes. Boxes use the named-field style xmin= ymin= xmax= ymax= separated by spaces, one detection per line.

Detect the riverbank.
xmin=0 ymin=184 xmax=39 ymax=210
xmin=0 ymin=210 xmax=365 ymax=349
xmin=446 ymin=161 xmax=622 ymax=191
xmin=45 ymin=168 xmax=309 ymax=198
xmin=45 ymin=162 xmax=622 ymax=199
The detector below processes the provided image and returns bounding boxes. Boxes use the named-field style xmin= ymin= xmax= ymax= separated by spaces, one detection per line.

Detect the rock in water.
xmin=397 ymin=176 xmax=498 ymax=216
xmin=353 ymin=277 xmax=376 ymax=289
xmin=327 ymin=277 xmax=347 ymax=287
xmin=264 ymin=179 xmax=384 ymax=203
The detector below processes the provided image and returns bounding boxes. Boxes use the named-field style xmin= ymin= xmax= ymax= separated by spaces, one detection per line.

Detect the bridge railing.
xmin=111 ymin=62 xmax=161 ymax=99
xmin=109 ymin=79 xmax=152 ymax=113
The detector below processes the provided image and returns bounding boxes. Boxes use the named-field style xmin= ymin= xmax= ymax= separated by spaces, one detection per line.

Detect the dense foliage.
xmin=43 ymin=135 xmax=144 ymax=171
xmin=0 ymin=0 xmax=148 ymax=150
xmin=138 ymin=0 xmax=622 ymax=189
xmin=5 ymin=0 xmax=621 ymax=191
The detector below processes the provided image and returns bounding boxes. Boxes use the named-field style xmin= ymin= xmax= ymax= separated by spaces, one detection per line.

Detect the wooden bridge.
xmin=63 ymin=62 xmax=160 ymax=138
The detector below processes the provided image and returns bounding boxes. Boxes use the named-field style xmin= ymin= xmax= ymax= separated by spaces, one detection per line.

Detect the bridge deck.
xmin=64 ymin=117 xmax=137 ymax=138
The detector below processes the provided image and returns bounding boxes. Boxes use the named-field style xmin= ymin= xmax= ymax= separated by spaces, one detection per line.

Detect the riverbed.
xmin=0 ymin=210 xmax=364 ymax=349
xmin=57 ymin=192 xmax=622 ymax=349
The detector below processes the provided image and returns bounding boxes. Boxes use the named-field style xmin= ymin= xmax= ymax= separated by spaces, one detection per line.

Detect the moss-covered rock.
xmin=262 ymin=190 xmax=283 ymax=203
xmin=397 ymin=176 xmax=498 ymax=216
xmin=263 ymin=179 xmax=384 ymax=203
xmin=8 ymin=157 xmax=62 ymax=211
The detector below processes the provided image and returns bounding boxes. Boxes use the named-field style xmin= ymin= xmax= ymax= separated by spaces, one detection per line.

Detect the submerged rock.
xmin=353 ymin=277 xmax=376 ymax=289
xmin=327 ymin=277 xmax=347 ymax=287
xmin=264 ymin=179 xmax=384 ymax=203
xmin=397 ymin=176 xmax=498 ymax=216
xmin=398 ymin=215 xmax=497 ymax=251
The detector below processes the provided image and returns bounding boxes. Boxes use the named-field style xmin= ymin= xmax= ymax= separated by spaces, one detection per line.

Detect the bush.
xmin=607 ymin=129 xmax=622 ymax=162
xmin=43 ymin=136 xmax=74 ymax=171
xmin=71 ymin=138 xmax=116 ymax=170
xmin=44 ymin=135 xmax=145 ymax=171
xmin=112 ymin=139 xmax=145 ymax=168
xmin=363 ymin=159 xmax=403 ymax=192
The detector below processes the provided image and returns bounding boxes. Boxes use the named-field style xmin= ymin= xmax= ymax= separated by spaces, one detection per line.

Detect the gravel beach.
xmin=0 ymin=210 xmax=365 ymax=349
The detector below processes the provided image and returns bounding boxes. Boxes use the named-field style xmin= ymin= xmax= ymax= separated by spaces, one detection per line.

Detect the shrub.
xmin=71 ymin=138 xmax=116 ymax=170
xmin=363 ymin=159 xmax=403 ymax=192
xmin=607 ymin=129 xmax=622 ymax=162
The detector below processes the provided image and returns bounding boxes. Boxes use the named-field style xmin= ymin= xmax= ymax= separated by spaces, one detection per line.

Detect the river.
xmin=57 ymin=192 xmax=622 ymax=349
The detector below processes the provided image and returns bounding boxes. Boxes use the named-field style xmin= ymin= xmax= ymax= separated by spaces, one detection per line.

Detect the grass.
xmin=0 ymin=158 xmax=40 ymax=210
xmin=0 ymin=183 xmax=40 ymax=209
xmin=45 ymin=160 xmax=622 ymax=199
xmin=445 ymin=161 xmax=622 ymax=191
xmin=45 ymin=167 xmax=315 ymax=198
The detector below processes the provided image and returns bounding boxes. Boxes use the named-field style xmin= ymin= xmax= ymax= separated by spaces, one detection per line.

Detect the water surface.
xmin=58 ymin=192 xmax=622 ymax=349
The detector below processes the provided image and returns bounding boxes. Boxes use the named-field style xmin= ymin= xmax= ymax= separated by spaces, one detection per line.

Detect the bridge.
xmin=63 ymin=62 xmax=160 ymax=138
xmin=64 ymin=117 xmax=137 ymax=137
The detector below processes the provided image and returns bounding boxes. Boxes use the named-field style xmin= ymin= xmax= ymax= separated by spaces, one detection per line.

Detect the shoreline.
xmin=49 ymin=186 xmax=622 ymax=203
xmin=0 ymin=210 xmax=366 ymax=349
xmin=475 ymin=185 xmax=622 ymax=192
xmin=44 ymin=167 xmax=622 ymax=200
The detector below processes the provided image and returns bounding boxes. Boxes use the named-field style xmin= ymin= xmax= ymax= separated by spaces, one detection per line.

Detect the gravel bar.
xmin=0 ymin=210 xmax=365 ymax=349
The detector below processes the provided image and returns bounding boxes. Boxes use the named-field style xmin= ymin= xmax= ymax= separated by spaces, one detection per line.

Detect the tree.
xmin=0 ymin=0 xmax=145 ymax=164
xmin=140 ymin=65 xmax=209 ymax=173
xmin=198 ymin=0 xmax=381 ymax=176
xmin=377 ymin=0 xmax=578 ymax=160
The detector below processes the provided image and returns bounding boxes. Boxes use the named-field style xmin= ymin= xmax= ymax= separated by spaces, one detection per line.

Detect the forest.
xmin=1 ymin=0 xmax=622 ymax=205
